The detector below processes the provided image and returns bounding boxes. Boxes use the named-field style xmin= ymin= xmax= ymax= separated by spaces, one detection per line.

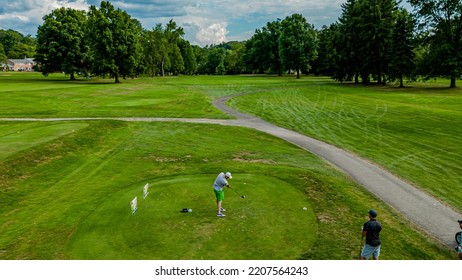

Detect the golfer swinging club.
xmin=213 ymin=172 xmax=232 ymax=217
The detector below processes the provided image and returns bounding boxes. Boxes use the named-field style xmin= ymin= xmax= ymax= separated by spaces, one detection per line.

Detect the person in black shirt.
xmin=360 ymin=209 xmax=382 ymax=260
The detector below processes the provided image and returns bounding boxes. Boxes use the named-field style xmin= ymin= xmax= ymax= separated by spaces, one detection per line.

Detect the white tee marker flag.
xmin=143 ymin=183 xmax=149 ymax=199
xmin=130 ymin=196 xmax=138 ymax=215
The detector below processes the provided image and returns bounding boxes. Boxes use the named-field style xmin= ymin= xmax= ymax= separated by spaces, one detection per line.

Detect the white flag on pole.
xmin=130 ymin=197 xmax=138 ymax=214
xmin=143 ymin=183 xmax=149 ymax=199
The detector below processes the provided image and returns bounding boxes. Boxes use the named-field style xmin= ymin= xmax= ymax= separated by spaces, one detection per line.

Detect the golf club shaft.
xmin=229 ymin=187 xmax=244 ymax=198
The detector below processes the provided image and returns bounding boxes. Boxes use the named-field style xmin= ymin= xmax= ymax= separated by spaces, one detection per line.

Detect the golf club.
xmin=229 ymin=187 xmax=245 ymax=198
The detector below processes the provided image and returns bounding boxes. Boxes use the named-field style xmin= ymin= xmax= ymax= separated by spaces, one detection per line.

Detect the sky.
xmin=0 ymin=0 xmax=412 ymax=47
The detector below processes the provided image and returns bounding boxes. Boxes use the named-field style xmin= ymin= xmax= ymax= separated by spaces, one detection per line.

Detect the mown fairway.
xmin=229 ymin=78 xmax=462 ymax=211
xmin=0 ymin=72 xmax=457 ymax=259
xmin=0 ymin=72 xmax=228 ymax=118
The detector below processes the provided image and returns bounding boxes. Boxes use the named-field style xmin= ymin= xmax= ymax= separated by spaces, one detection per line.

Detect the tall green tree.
xmin=243 ymin=29 xmax=270 ymax=73
xmin=279 ymin=14 xmax=318 ymax=78
xmin=207 ymin=46 xmax=226 ymax=74
xmin=179 ymin=39 xmax=197 ymax=75
xmin=0 ymin=43 xmax=6 ymax=65
xmin=144 ymin=23 xmax=170 ymax=77
xmin=356 ymin=0 xmax=396 ymax=84
xmin=87 ymin=1 xmax=143 ymax=83
xmin=169 ymin=44 xmax=185 ymax=75
xmin=164 ymin=20 xmax=185 ymax=76
xmin=265 ymin=20 xmax=283 ymax=75
xmin=143 ymin=20 xmax=185 ymax=76
xmin=224 ymin=42 xmax=245 ymax=74
xmin=35 ymin=7 xmax=89 ymax=80
xmin=8 ymin=44 xmax=35 ymax=59
xmin=243 ymin=20 xmax=282 ymax=75
xmin=410 ymin=0 xmax=462 ymax=88
xmin=389 ymin=8 xmax=416 ymax=87
xmin=332 ymin=0 xmax=397 ymax=84
xmin=143 ymin=24 xmax=169 ymax=77
xmin=334 ymin=0 xmax=362 ymax=82
xmin=142 ymin=26 xmax=164 ymax=77
xmin=0 ymin=29 xmax=23 ymax=57
xmin=0 ymin=29 xmax=36 ymax=59
xmin=312 ymin=24 xmax=338 ymax=77
xmin=192 ymin=45 xmax=208 ymax=74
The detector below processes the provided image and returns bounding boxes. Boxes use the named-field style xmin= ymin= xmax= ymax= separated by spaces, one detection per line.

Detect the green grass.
xmin=0 ymin=121 xmax=452 ymax=259
xmin=0 ymin=72 xmax=227 ymax=118
xmin=0 ymin=122 xmax=88 ymax=160
xmin=68 ymin=174 xmax=317 ymax=259
xmin=0 ymin=73 xmax=457 ymax=259
xmin=228 ymin=78 xmax=462 ymax=211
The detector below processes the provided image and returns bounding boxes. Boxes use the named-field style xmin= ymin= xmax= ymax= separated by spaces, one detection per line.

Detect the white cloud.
xmin=195 ymin=23 xmax=228 ymax=46
xmin=0 ymin=0 xmax=347 ymax=43
xmin=174 ymin=0 xmax=346 ymax=45
xmin=169 ymin=3 xmax=228 ymax=46
xmin=0 ymin=0 xmax=89 ymax=35
xmin=0 ymin=14 xmax=30 ymax=23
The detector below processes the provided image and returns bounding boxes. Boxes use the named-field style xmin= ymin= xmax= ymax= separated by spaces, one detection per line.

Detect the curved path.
xmin=1 ymin=95 xmax=461 ymax=248
xmin=212 ymin=96 xmax=462 ymax=249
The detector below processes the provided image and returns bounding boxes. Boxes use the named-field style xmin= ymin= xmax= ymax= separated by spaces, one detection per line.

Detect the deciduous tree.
xmin=356 ymin=0 xmax=396 ymax=84
xmin=389 ymin=8 xmax=416 ymax=87
xmin=35 ymin=7 xmax=89 ymax=80
xmin=87 ymin=1 xmax=143 ymax=83
xmin=179 ymin=39 xmax=197 ymax=75
xmin=142 ymin=25 xmax=169 ymax=77
xmin=0 ymin=43 xmax=6 ymax=65
xmin=243 ymin=20 xmax=282 ymax=75
xmin=279 ymin=14 xmax=318 ymax=78
xmin=410 ymin=0 xmax=462 ymax=87
xmin=0 ymin=29 xmax=36 ymax=59
xmin=334 ymin=0 xmax=362 ymax=82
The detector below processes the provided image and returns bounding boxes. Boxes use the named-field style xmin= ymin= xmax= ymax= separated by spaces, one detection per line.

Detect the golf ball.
xmin=303 ymin=207 xmax=307 ymax=211
xmin=188 ymin=209 xmax=192 ymax=212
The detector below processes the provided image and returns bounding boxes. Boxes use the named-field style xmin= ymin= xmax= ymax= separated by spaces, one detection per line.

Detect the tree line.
xmin=246 ymin=0 xmax=462 ymax=88
xmin=0 ymin=29 xmax=36 ymax=62
xmin=313 ymin=0 xmax=462 ymax=88
xmin=1 ymin=0 xmax=461 ymax=87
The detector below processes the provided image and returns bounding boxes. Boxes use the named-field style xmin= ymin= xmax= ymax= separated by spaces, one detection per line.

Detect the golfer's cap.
xmin=368 ymin=209 xmax=377 ymax=218
xmin=225 ymin=172 xmax=232 ymax=179
xmin=458 ymin=220 xmax=462 ymax=224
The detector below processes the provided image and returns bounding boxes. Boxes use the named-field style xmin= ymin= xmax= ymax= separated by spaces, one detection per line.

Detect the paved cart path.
xmin=2 ymin=95 xmax=461 ymax=248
